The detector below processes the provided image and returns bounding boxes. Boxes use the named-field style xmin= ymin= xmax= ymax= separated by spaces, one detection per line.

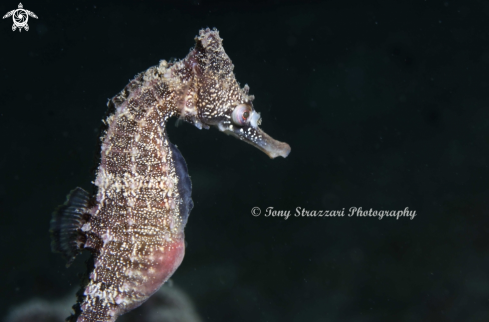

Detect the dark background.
xmin=1 ymin=0 xmax=489 ymax=321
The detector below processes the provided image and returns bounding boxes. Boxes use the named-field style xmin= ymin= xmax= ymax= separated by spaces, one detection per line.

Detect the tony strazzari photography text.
xmin=263 ymin=207 xmax=417 ymax=221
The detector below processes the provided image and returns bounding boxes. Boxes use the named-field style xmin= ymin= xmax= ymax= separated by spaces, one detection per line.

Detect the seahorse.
xmin=50 ymin=28 xmax=290 ymax=322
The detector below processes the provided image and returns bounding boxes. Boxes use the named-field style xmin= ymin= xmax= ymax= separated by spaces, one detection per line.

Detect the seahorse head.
xmin=185 ymin=28 xmax=290 ymax=159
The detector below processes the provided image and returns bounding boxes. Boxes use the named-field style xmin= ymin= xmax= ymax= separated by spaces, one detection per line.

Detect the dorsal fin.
xmin=170 ymin=143 xmax=193 ymax=227
xmin=50 ymin=187 xmax=90 ymax=267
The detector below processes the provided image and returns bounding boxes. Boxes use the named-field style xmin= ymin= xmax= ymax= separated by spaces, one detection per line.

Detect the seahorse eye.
xmin=232 ymin=104 xmax=252 ymax=126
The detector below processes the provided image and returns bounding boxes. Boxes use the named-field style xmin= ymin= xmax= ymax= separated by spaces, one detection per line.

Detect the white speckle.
xmin=101 ymin=230 xmax=113 ymax=244
xmin=81 ymin=223 xmax=91 ymax=232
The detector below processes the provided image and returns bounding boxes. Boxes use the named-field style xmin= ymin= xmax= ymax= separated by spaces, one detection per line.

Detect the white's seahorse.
xmin=50 ymin=28 xmax=290 ymax=322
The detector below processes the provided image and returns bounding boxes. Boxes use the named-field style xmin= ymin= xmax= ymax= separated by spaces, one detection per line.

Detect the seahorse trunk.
xmin=74 ymin=74 xmax=191 ymax=320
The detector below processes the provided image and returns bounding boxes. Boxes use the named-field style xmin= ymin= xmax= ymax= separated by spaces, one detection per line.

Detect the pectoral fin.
xmin=50 ymin=187 xmax=90 ymax=267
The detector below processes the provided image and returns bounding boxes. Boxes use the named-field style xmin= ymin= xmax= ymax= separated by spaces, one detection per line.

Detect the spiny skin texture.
xmin=59 ymin=28 xmax=290 ymax=322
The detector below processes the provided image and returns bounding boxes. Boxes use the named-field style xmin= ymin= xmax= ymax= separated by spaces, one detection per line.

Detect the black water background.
xmin=1 ymin=1 xmax=488 ymax=321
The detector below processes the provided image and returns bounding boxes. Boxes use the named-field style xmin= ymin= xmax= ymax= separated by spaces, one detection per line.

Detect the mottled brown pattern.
xmin=53 ymin=28 xmax=290 ymax=322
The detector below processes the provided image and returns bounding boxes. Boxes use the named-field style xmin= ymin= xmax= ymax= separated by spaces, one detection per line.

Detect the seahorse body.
xmin=50 ymin=28 xmax=290 ymax=322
